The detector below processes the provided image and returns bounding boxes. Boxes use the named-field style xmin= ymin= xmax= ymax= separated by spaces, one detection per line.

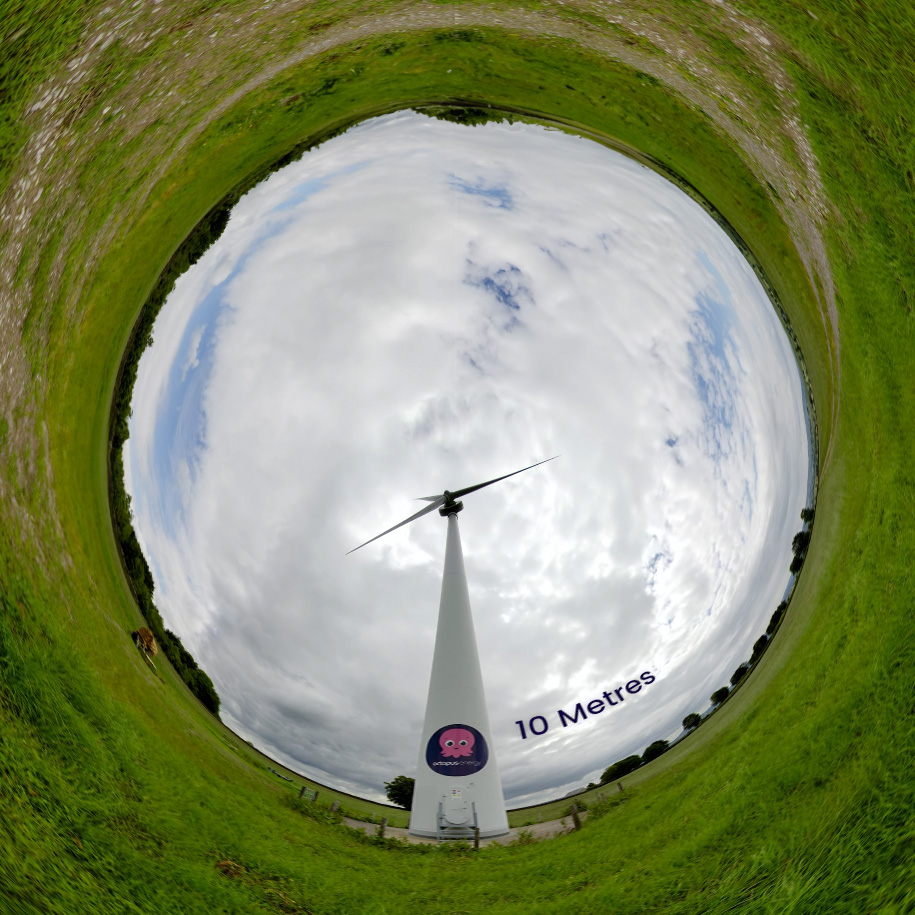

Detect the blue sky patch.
xmin=464 ymin=262 xmax=533 ymax=326
xmin=449 ymin=173 xmax=514 ymax=209
xmin=271 ymin=161 xmax=369 ymax=213
xmin=687 ymin=254 xmax=740 ymax=463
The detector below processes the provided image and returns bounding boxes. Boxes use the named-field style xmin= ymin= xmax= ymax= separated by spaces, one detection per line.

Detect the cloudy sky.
xmin=126 ymin=110 xmax=811 ymax=806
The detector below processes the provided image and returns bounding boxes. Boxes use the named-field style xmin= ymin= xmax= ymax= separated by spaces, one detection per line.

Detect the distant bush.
xmin=731 ymin=664 xmax=750 ymax=686
xmin=711 ymin=686 xmax=730 ymax=705
xmin=792 ymin=530 xmax=811 ymax=555
xmin=683 ymin=713 xmax=701 ymax=730
xmin=790 ymin=527 xmax=812 ymax=573
xmin=425 ymin=104 xmax=506 ymax=126
xmin=384 ymin=775 xmax=414 ymax=810
xmin=751 ymin=634 xmax=769 ymax=661
xmin=184 ymin=666 xmax=220 ymax=715
xmin=642 ymin=740 xmax=669 ymax=763
xmin=767 ymin=602 xmax=787 ymax=634
xmin=600 ymin=755 xmax=642 ymax=783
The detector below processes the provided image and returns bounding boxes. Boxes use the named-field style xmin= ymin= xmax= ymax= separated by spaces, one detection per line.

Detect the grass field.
xmin=1 ymin=1 xmax=914 ymax=912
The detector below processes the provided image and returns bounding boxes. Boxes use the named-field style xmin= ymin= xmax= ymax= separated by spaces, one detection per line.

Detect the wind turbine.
xmin=349 ymin=456 xmax=557 ymax=839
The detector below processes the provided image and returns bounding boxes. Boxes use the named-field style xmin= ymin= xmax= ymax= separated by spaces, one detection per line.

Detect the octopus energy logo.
xmin=425 ymin=724 xmax=489 ymax=777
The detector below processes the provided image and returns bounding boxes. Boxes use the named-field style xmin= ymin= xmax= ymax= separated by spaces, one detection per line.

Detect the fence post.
xmin=312 ymin=790 xmax=319 ymax=803
xmin=473 ymin=826 xmax=480 ymax=850
xmin=570 ymin=803 xmax=582 ymax=831
xmin=378 ymin=817 xmax=387 ymax=838
xmin=298 ymin=786 xmax=306 ymax=799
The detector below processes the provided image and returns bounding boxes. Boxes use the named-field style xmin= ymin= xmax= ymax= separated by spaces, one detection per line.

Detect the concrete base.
xmin=409 ymin=825 xmax=511 ymax=840
xmin=343 ymin=816 xmax=577 ymax=846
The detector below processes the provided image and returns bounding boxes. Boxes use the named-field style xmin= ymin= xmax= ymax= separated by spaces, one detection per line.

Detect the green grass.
xmin=2 ymin=1 xmax=915 ymax=913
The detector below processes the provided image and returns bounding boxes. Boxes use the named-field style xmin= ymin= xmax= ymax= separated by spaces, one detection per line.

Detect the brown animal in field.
xmin=132 ymin=627 xmax=158 ymax=656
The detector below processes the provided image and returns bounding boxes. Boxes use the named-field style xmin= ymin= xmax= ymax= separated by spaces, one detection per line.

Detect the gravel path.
xmin=343 ymin=812 xmax=584 ymax=846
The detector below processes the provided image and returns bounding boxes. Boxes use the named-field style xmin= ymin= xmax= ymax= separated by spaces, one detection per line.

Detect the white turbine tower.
xmin=349 ymin=457 xmax=557 ymax=839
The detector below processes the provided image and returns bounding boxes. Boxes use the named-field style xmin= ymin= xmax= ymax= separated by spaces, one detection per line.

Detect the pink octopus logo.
xmin=439 ymin=728 xmax=475 ymax=758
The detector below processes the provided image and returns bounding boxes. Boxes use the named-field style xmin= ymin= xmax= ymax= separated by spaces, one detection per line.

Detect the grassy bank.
xmin=1 ymin=2 xmax=913 ymax=913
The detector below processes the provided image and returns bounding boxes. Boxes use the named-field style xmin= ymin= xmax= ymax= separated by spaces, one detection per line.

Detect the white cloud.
xmin=127 ymin=110 xmax=810 ymax=805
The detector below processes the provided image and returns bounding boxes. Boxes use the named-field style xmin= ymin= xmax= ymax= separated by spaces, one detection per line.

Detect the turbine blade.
xmin=347 ymin=497 xmax=445 ymax=554
xmin=415 ymin=495 xmax=443 ymax=502
xmin=449 ymin=455 xmax=560 ymax=501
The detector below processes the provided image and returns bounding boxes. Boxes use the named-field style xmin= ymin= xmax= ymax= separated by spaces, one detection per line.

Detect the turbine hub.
xmin=346 ymin=457 xmax=556 ymax=553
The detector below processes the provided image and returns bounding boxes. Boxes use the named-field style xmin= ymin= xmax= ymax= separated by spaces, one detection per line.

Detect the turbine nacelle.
xmin=439 ymin=498 xmax=463 ymax=517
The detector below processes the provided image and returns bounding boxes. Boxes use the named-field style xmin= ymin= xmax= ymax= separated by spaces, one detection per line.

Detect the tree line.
xmin=108 ymin=123 xmax=394 ymax=722
xmin=383 ymin=507 xmax=816 ymax=808
xmin=110 ymin=447 xmax=222 ymax=716
xmin=107 ymin=202 xmax=236 ymax=718
xmin=596 ymin=506 xmax=815 ymax=788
